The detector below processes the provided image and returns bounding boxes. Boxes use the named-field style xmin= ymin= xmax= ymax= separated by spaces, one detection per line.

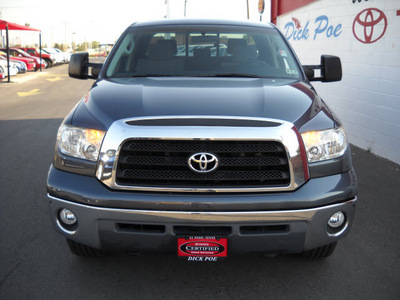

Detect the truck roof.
xmin=129 ymin=18 xmax=275 ymax=29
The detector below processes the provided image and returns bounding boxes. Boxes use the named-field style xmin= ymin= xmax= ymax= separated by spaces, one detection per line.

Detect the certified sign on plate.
xmin=178 ymin=236 xmax=228 ymax=261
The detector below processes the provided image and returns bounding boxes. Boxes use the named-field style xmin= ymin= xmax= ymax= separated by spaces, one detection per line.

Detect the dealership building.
xmin=270 ymin=0 xmax=399 ymax=164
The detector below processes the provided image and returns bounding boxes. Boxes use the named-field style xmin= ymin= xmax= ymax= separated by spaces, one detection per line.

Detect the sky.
xmin=0 ymin=0 xmax=271 ymax=48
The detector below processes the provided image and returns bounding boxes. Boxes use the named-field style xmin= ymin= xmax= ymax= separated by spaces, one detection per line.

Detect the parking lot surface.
xmin=0 ymin=64 xmax=399 ymax=299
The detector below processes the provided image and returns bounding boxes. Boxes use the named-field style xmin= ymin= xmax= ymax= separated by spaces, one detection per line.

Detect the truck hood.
xmin=71 ymin=77 xmax=332 ymax=131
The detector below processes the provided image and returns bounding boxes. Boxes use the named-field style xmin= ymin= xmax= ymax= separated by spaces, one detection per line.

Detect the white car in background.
xmin=0 ymin=58 xmax=19 ymax=77
xmin=53 ymin=48 xmax=71 ymax=63
xmin=43 ymin=48 xmax=64 ymax=65
xmin=11 ymin=59 xmax=27 ymax=73
xmin=0 ymin=65 xmax=5 ymax=79
xmin=2 ymin=56 xmax=27 ymax=73
xmin=0 ymin=55 xmax=27 ymax=73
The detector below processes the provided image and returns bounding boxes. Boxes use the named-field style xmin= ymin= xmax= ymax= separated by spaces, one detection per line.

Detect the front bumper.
xmin=26 ymin=62 xmax=36 ymax=71
xmin=47 ymin=165 xmax=358 ymax=211
xmin=48 ymin=194 xmax=357 ymax=254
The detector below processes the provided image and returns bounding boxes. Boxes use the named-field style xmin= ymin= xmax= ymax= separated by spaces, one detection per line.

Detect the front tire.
xmin=300 ymin=242 xmax=337 ymax=259
xmin=44 ymin=59 xmax=52 ymax=68
xmin=66 ymin=239 xmax=104 ymax=257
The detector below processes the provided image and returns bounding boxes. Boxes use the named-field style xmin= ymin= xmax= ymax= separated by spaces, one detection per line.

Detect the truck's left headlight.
xmin=301 ymin=127 xmax=347 ymax=163
xmin=57 ymin=124 xmax=106 ymax=161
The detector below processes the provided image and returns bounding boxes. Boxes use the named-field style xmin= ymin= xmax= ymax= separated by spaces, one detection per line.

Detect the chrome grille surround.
xmin=96 ymin=116 xmax=308 ymax=192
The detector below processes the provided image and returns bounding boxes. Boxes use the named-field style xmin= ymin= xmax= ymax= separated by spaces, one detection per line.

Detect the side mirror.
xmin=321 ymin=55 xmax=342 ymax=82
xmin=303 ymin=55 xmax=342 ymax=82
xmin=69 ymin=52 xmax=103 ymax=80
xmin=69 ymin=52 xmax=89 ymax=79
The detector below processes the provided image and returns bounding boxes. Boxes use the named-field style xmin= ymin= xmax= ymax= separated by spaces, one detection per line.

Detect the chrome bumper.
xmin=48 ymin=194 xmax=357 ymax=254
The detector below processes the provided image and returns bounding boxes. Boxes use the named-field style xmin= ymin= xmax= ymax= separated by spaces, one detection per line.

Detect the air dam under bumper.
xmin=48 ymin=195 xmax=357 ymax=254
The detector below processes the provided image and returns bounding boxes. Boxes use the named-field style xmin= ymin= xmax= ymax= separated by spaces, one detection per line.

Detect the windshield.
xmin=105 ymin=25 xmax=301 ymax=79
xmin=16 ymin=49 xmax=31 ymax=57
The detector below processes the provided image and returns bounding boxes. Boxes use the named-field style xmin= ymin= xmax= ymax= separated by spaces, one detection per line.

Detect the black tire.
xmin=300 ymin=242 xmax=337 ymax=259
xmin=66 ymin=239 xmax=104 ymax=257
xmin=44 ymin=59 xmax=52 ymax=68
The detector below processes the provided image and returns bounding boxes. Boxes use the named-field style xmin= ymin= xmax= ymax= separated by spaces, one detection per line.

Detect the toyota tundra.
xmin=47 ymin=19 xmax=357 ymax=259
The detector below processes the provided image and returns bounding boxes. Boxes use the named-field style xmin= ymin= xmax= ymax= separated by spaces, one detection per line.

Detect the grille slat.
xmin=123 ymin=141 xmax=281 ymax=153
xmin=120 ymin=155 xmax=285 ymax=167
xmin=120 ymin=169 xmax=287 ymax=181
xmin=116 ymin=140 xmax=290 ymax=188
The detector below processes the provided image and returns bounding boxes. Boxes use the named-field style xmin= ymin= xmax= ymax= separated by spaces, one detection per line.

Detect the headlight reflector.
xmin=57 ymin=124 xmax=106 ymax=161
xmin=301 ymin=127 xmax=347 ymax=162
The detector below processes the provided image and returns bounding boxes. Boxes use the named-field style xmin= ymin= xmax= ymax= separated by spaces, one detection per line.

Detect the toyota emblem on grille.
xmin=188 ymin=153 xmax=219 ymax=173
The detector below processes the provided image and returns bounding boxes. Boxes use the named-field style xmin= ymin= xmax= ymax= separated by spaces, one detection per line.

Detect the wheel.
xmin=44 ymin=59 xmax=52 ymax=68
xmin=299 ymin=242 xmax=337 ymax=259
xmin=66 ymin=239 xmax=104 ymax=257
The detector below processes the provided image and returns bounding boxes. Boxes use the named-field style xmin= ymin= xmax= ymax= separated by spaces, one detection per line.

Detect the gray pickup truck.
xmin=47 ymin=19 xmax=357 ymax=260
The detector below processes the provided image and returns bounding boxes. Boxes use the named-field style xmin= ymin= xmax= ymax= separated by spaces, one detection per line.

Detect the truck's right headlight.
xmin=301 ymin=127 xmax=347 ymax=163
xmin=57 ymin=124 xmax=106 ymax=162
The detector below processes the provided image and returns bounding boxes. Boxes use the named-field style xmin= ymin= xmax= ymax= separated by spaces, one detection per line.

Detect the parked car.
xmin=0 ymin=52 xmax=27 ymax=73
xmin=0 ymin=65 xmax=5 ymax=80
xmin=0 ymin=58 xmax=18 ymax=77
xmin=0 ymin=48 xmax=36 ymax=71
xmin=48 ymin=19 xmax=357 ymax=259
xmin=8 ymin=48 xmax=46 ymax=70
xmin=18 ymin=47 xmax=55 ymax=68
xmin=13 ymin=60 xmax=27 ymax=73
xmin=9 ymin=58 xmax=27 ymax=73
xmin=43 ymin=48 xmax=64 ymax=65
xmin=53 ymin=48 xmax=71 ymax=63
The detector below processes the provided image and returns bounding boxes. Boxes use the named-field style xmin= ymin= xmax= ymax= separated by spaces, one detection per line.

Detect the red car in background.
xmin=18 ymin=47 xmax=55 ymax=68
xmin=0 ymin=48 xmax=36 ymax=71
xmin=8 ymin=48 xmax=46 ymax=70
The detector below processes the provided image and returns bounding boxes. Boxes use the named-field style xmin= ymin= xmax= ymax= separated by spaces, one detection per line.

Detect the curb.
xmin=0 ymin=71 xmax=47 ymax=84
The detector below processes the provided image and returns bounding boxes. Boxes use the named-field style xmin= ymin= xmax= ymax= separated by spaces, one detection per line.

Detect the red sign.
xmin=353 ymin=8 xmax=387 ymax=44
xmin=258 ymin=0 xmax=265 ymax=14
xmin=178 ymin=237 xmax=227 ymax=259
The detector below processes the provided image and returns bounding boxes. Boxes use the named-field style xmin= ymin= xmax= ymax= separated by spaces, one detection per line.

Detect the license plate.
xmin=177 ymin=236 xmax=228 ymax=261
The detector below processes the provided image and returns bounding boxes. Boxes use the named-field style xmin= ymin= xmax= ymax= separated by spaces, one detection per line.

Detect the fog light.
xmin=59 ymin=209 xmax=77 ymax=225
xmin=328 ymin=211 xmax=345 ymax=228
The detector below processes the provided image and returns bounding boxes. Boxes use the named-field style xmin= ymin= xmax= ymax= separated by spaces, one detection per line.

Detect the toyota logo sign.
xmin=188 ymin=153 xmax=219 ymax=173
xmin=353 ymin=8 xmax=387 ymax=44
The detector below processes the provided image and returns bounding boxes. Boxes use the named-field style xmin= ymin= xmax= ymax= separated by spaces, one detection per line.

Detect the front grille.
xmin=116 ymin=140 xmax=290 ymax=189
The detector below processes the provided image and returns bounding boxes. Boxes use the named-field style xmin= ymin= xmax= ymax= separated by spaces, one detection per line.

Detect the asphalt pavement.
xmin=0 ymin=64 xmax=399 ymax=300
